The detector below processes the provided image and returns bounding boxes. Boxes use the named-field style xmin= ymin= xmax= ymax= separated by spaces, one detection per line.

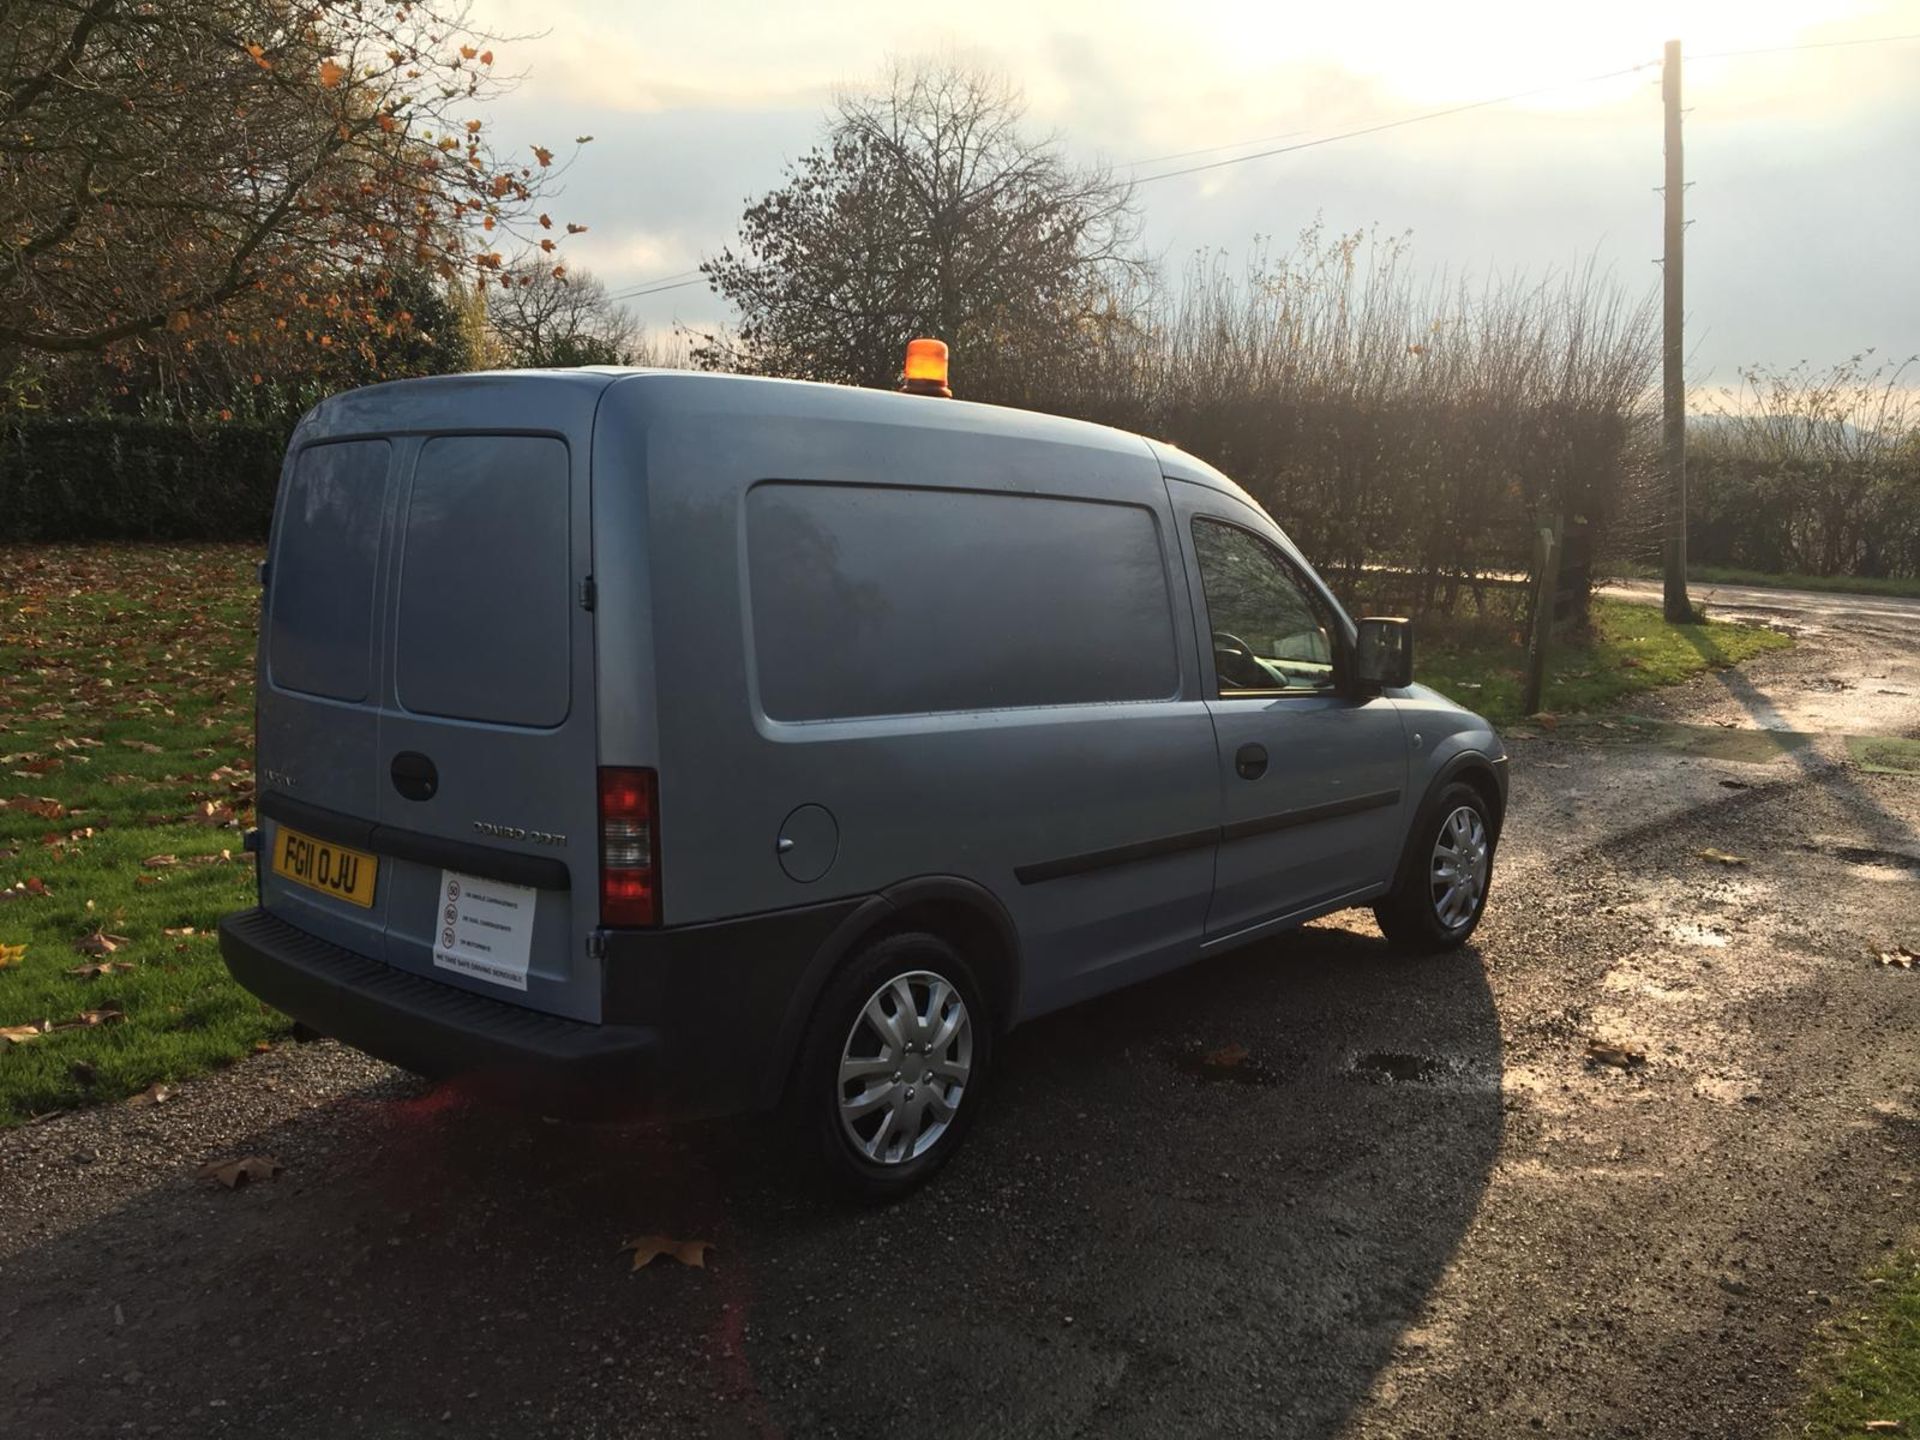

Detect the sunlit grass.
xmin=1418 ymin=597 xmax=1793 ymax=726
xmin=1799 ymin=1251 xmax=1920 ymax=1438
xmin=0 ymin=544 xmax=276 ymax=1123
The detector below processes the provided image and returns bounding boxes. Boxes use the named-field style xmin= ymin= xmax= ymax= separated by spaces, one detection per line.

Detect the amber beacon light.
xmin=900 ymin=337 xmax=953 ymax=398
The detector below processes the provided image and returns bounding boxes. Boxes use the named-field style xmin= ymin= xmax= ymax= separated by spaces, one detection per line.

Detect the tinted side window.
xmin=268 ymin=440 xmax=390 ymax=702
xmin=1191 ymin=518 xmax=1337 ymax=696
xmin=396 ymin=436 xmax=571 ymax=728
xmin=747 ymin=484 xmax=1179 ymax=721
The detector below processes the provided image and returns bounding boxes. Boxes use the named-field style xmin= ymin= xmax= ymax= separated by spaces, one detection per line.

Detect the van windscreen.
xmin=268 ymin=439 xmax=391 ymax=703
xmin=396 ymin=435 xmax=571 ymax=728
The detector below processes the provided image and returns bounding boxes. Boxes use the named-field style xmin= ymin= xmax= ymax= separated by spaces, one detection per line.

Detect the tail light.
xmin=598 ymin=767 xmax=658 ymax=927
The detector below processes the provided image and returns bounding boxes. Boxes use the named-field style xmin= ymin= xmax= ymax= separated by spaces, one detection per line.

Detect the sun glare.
xmin=1203 ymin=0 xmax=1884 ymax=109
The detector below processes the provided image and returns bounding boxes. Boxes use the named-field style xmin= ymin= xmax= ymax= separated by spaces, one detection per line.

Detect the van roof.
xmin=298 ymin=367 xmax=1251 ymax=500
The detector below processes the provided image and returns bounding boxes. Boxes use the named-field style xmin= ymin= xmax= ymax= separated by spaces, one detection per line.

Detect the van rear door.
xmin=258 ymin=377 xmax=608 ymax=1023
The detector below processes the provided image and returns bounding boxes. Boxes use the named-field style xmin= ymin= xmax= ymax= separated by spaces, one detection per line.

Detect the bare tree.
xmin=489 ymin=267 xmax=641 ymax=368
xmin=1 ymin=0 xmax=586 ymax=355
xmin=698 ymin=59 xmax=1144 ymax=395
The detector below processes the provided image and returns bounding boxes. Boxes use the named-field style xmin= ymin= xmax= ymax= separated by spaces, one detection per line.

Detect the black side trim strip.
xmin=258 ymin=792 xmax=572 ymax=890
xmin=1013 ymin=825 xmax=1218 ymax=886
xmin=1014 ymin=788 xmax=1402 ymax=886
xmin=1219 ymin=788 xmax=1401 ymax=844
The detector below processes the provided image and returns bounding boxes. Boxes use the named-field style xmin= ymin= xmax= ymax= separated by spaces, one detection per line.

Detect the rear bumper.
xmin=220 ymin=908 xmax=663 ymax=1114
xmin=220 ymin=894 xmax=873 ymax=1119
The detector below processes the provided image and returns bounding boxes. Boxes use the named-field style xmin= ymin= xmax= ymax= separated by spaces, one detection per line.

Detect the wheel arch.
xmin=757 ymin=876 xmax=1023 ymax=1110
xmin=1388 ymin=752 xmax=1508 ymax=897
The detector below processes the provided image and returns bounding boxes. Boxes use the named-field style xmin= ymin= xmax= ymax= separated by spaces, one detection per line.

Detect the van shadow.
xmin=1 ymin=923 xmax=1502 ymax=1440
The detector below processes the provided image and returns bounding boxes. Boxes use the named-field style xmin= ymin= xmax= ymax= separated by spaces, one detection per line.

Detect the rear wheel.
xmin=791 ymin=932 xmax=993 ymax=1201
xmin=1374 ymin=781 xmax=1496 ymax=951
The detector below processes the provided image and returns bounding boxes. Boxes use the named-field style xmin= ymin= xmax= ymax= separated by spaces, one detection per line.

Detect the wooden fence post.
xmin=1522 ymin=519 xmax=1562 ymax=717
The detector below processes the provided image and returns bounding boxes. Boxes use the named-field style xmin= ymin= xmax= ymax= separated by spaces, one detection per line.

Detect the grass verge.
xmin=0 ymin=544 xmax=271 ymax=1125
xmin=1798 ymin=1251 xmax=1920 ymax=1437
xmin=1419 ymin=597 xmax=1793 ymax=727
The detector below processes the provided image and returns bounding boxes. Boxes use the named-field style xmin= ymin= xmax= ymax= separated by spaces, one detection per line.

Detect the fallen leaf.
xmin=1877 ymin=945 xmax=1918 ymax=970
xmin=119 ymin=739 xmax=162 ymax=754
xmin=1697 ymin=848 xmax=1747 ymax=866
xmin=0 ymin=942 xmax=25 ymax=969
xmin=1718 ymin=779 xmax=1753 ymax=790
xmin=141 ymin=854 xmax=178 ymax=869
xmin=73 ymin=930 xmax=129 ymax=957
xmin=1 ymin=1022 xmax=48 ymax=1046
xmin=163 ymin=926 xmax=196 ymax=937
xmin=1585 ymin=1039 xmax=1646 ymax=1071
xmin=67 ymin=959 xmax=134 ymax=978
xmin=57 ymin=1004 xmax=126 ymax=1030
xmin=620 ymin=1235 xmax=713 ymax=1271
xmin=1533 ymin=712 xmax=1560 ymax=729
xmin=19 ymin=797 xmax=64 ymax=820
xmin=130 ymin=1082 xmax=172 ymax=1107
xmin=197 ymin=1155 xmax=283 ymax=1189
xmin=1863 ymin=1423 xmax=1904 ymax=1434
xmin=1201 ymin=1042 xmax=1249 ymax=1069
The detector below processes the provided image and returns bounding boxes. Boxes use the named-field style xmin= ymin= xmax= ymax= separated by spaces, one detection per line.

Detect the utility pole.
xmin=1661 ymin=37 xmax=1692 ymax=623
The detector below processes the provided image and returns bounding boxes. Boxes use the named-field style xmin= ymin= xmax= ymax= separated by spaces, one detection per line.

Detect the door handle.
xmin=1235 ymin=743 xmax=1268 ymax=781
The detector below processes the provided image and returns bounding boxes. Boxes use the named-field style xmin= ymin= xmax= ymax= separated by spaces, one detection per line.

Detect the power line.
xmin=1684 ymin=30 xmax=1920 ymax=62
xmin=1124 ymin=129 xmax=1308 ymax=168
xmin=605 ymin=268 xmax=705 ymax=301
xmin=1132 ymin=62 xmax=1655 ymax=185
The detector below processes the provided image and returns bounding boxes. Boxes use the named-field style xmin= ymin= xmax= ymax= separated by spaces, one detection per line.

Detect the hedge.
xmin=0 ymin=415 xmax=292 ymax=542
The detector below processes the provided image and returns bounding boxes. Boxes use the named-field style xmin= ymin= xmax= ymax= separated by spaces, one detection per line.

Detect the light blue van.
xmin=219 ymin=367 xmax=1507 ymax=1197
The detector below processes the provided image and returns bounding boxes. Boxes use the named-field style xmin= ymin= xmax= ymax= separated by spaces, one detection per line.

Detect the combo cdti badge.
xmin=219 ymin=343 xmax=1508 ymax=1198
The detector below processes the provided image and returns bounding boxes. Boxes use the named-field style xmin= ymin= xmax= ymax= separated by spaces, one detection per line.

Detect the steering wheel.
xmin=1211 ymin=630 xmax=1269 ymax=690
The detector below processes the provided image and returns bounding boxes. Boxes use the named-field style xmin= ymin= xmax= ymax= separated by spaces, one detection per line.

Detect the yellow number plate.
xmin=271 ymin=825 xmax=378 ymax=909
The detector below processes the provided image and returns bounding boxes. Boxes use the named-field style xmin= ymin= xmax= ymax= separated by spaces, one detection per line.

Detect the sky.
xmin=468 ymin=0 xmax=1920 ymax=393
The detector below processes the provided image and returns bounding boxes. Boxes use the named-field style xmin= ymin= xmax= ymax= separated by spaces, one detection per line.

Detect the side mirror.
xmin=1353 ymin=617 xmax=1413 ymax=690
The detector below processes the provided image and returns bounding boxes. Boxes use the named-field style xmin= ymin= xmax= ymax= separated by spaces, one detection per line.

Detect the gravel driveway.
xmin=3 ymin=582 xmax=1917 ymax=1439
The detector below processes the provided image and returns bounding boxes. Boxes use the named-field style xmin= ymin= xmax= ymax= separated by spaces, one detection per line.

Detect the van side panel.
xmin=597 ymin=377 xmax=1220 ymax=1021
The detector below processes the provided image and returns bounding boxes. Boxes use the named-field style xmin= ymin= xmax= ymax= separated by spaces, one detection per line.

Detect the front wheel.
xmin=1374 ymin=782 xmax=1496 ymax=951
xmin=790 ymin=932 xmax=993 ymax=1202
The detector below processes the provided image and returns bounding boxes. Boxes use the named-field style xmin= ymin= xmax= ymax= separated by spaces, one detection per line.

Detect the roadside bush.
xmin=1687 ymin=358 xmax=1920 ymax=580
xmin=985 ymin=227 xmax=1662 ymax=620
xmin=0 ymin=415 xmax=289 ymax=541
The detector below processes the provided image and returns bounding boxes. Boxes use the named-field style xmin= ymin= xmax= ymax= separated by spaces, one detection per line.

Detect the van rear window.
xmin=396 ymin=435 xmax=571 ymax=728
xmin=746 ymin=483 xmax=1179 ymax=721
xmin=268 ymin=440 xmax=391 ymax=703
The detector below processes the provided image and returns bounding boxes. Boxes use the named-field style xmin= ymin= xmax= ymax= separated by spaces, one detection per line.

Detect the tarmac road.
xmin=2 ymin=582 xmax=1917 ymax=1439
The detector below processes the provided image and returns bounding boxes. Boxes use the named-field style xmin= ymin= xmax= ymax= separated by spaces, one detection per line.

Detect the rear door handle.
xmin=1235 ymin=743 xmax=1268 ymax=781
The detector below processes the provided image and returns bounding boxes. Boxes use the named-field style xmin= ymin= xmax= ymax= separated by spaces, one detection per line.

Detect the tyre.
xmin=1374 ymin=781 xmax=1497 ymax=951
xmin=789 ymin=931 xmax=993 ymax=1202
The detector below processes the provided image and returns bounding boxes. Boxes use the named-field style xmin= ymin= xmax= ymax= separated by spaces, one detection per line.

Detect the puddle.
xmin=1349 ymin=1051 xmax=1452 ymax=1084
xmin=1343 ymin=1051 xmax=1497 ymax=1089
xmin=1561 ymin=715 xmax=1815 ymax=764
xmin=1806 ymin=841 xmax=1920 ymax=873
xmin=1847 ymin=736 xmax=1920 ymax=776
